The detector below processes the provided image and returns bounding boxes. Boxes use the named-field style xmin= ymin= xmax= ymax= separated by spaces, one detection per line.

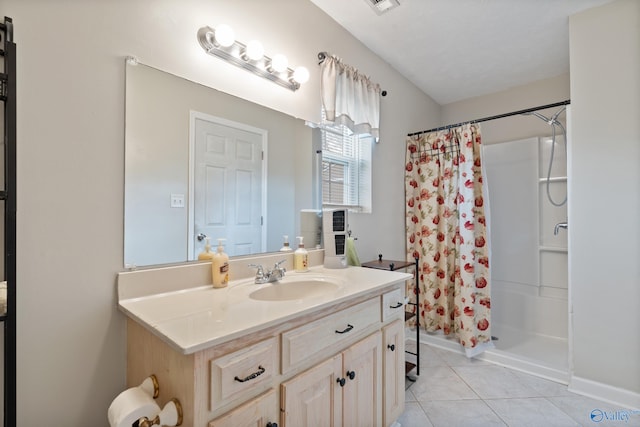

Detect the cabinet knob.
xmin=266 ymin=423 xmax=278 ymax=427
xmin=346 ymin=370 xmax=356 ymax=380
xmin=387 ymin=344 xmax=396 ymax=351
xmin=337 ymin=377 xmax=346 ymax=387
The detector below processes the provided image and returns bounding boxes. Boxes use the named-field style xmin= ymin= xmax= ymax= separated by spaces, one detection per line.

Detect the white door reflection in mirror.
xmin=189 ymin=112 xmax=267 ymax=259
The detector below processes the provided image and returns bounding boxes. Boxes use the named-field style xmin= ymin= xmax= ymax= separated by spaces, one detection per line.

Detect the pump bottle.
xmin=294 ymin=236 xmax=309 ymax=272
xmin=197 ymin=237 xmax=214 ymax=261
xmin=212 ymin=238 xmax=230 ymax=288
xmin=280 ymin=235 xmax=293 ymax=252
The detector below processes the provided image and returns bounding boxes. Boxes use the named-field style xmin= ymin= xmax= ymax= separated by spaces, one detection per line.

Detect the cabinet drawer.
xmin=210 ymin=336 xmax=278 ymax=411
xmin=208 ymin=389 xmax=279 ymax=427
xmin=381 ymin=288 xmax=404 ymax=322
xmin=282 ymin=298 xmax=379 ymax=374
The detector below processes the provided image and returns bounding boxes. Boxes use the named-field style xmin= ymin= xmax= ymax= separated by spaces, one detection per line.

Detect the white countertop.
xmin=118 ymin=265 xmax=411 ymax=354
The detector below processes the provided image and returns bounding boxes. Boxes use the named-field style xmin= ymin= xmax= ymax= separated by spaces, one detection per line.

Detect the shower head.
xmin=551 ymin=106 xmax=566 ymax=124
xmin=523 ymin=107 xmax=566 ymax=126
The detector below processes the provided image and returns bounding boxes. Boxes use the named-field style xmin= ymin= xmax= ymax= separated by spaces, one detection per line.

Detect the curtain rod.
xmin=407 ymin=99 xmax=571 ymax=137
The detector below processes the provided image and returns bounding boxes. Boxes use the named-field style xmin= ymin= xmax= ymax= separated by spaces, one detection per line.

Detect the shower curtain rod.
xmin=407 ymin=99 xmax=571 ymax=137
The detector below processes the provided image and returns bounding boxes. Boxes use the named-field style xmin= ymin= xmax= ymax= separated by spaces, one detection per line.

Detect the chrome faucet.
xmin=249 ymin=260 xmax=286 ymax=284
xmin=554 ymin=221 xmax=568 ymax=235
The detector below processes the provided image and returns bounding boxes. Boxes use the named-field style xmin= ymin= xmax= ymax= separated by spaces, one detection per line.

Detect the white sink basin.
xmin=249 ymin=278 xmax=341 ymax=302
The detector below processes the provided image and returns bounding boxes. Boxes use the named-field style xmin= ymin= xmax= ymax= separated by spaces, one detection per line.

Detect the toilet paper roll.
xmin=108 ymin=387 xmax=160 ymax=427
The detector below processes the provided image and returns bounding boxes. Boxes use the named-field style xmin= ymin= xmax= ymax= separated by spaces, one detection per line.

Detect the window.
xmin=320 ymin=118 xmax=372 ymax=213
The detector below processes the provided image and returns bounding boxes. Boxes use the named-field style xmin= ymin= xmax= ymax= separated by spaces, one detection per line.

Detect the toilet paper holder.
xmin=108 ymin=374 xmax=183 ymax=427
xmin=136 ymin=398 xmax=183 ymax=427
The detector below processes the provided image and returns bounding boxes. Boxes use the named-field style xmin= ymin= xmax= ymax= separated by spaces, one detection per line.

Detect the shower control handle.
xmin=553 ymin=222 xmax=568 ymax=235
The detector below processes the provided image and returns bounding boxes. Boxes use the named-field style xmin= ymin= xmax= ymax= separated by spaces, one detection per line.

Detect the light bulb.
xmin=270 ymin=54 xmax=289 ymax=73
xmin=245 ymin=40 xmax=264 ymax=61
xmin=214 ymin=24 xmax=235 ymax=47
xmin=292 ymin=66 xmax=310 ymax=84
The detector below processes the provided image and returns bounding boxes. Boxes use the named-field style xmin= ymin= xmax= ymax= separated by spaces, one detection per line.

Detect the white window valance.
xmin=320 ymin=54 xmax=381 ymax=139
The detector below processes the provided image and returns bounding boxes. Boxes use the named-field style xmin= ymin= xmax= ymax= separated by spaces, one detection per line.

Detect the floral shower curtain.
xmin=405 ymin=123 xmax=493 ymax=357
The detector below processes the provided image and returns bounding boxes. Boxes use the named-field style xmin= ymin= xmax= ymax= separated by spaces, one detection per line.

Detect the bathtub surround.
xmin=481 ymin=135 xmax=569 ymax=379
xmin=405 ymin=124 xmax=492 ymax=357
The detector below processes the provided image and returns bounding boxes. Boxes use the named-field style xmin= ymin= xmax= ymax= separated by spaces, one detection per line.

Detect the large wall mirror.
xmin=124 ymin=62 xmax=320 ymax=267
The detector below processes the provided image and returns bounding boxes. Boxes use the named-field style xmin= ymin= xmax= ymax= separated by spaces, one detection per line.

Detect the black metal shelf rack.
xmin=1 ymin=15 xmax=17 ymax=427
xmin=361 ymin=256 xmax=420 ymax=381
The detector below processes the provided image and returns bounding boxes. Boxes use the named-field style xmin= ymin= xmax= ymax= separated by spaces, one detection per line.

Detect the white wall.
xmin=1 ymin=0 xmax=439 ymax=424
xmin=569 ymin=0 xmax=640 ymax=401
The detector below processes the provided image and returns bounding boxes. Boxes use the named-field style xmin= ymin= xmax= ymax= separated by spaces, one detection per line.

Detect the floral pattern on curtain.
xmin=405 ymin=123 xmax=492 ymax=354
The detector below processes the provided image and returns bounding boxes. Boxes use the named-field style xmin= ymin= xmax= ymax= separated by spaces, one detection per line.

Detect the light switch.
xmin=170 ymin=193 xmax=185 ymax=208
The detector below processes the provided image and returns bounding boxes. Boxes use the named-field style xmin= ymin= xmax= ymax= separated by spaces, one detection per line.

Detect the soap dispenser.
xmin=294 ymin=236 xmax=309 ymax=272
xmin=280 ymin=235 xmax=293 ymax=252
xmin=197 ymin=237 xmax=214 ymax=261
xmin=212 ymin=238 xmax=230 ymax=288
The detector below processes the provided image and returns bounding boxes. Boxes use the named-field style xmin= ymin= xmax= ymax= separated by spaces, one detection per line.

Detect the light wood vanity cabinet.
xmin=126 ymin=286 xmax=404 ymax=427
xmin=209 ymin=336 xmax=278 ymax=412
xmin=209 ymin=389 xmax=279 ymax=427
xmin=281 ymin=331 xmax=382 ymax=427
xmin=382 ymin=319 xmax=405 ymax=425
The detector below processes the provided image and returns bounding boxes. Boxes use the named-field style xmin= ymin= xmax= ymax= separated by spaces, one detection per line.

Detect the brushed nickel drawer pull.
xmin=234 ymin=365 xmax=265 ymax=383
xmin=335 ymin=324 xmax=354 ymax=334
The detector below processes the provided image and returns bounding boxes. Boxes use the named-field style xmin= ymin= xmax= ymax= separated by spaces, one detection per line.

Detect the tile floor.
xmin=399 ymin=341 xmax=640 ymax=427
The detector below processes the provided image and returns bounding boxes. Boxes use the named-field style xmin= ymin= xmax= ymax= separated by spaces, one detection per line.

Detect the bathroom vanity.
xmin=118 ymin=252 xmax=411 ymax=426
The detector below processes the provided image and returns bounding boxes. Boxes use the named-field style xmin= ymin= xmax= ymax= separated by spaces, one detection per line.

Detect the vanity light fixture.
xmin=197 ymin=25 xmax=309 ymax=91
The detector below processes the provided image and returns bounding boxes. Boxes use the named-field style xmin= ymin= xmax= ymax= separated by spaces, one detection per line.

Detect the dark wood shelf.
xmin=405 ymin=361 xmax=416 ymax=374
xmin=404 ymin=311 xmax=416 ymax=322
xmin=361 ymin=259 xmax=415 ymax=271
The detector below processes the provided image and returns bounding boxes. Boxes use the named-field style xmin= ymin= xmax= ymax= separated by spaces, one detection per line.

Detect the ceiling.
xmin=310 ymin=0 xmax=614 ymax=105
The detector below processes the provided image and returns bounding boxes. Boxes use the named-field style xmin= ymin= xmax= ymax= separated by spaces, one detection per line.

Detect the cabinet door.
xmin=382 ymin=319 xmax=405 ymax=426
xmin=281 ymin=354 xmax=343 ymax=427
xmin=342 ymin=332 xmax=382 ymax=427
xmin=208 ymin=389 xmax=279 ymax=427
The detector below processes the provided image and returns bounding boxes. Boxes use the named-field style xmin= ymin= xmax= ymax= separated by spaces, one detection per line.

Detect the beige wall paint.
xmin=5 ymin=0 xmax=636 ymax=423
xmin=441 ymin=73 xmax=570 ymax=145
xmin=569 ymin=0 xmax=640 ymax=397
xmin=1 ymin=0 xmax=439 ymax=424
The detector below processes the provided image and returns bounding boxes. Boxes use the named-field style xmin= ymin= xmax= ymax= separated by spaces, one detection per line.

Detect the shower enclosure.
xmin=417 ymin=107 xmax=570 ymax=383
xmin=482 ymin=133 xmax=569 ymax=382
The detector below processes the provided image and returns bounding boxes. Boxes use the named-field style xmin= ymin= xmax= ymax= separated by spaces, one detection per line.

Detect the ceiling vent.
xmin=365 ymin=0 xmax=400 ymax=15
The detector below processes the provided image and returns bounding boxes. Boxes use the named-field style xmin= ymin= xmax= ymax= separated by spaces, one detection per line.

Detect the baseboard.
xmin=569 ymin=376 xmax=640 ymax=411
